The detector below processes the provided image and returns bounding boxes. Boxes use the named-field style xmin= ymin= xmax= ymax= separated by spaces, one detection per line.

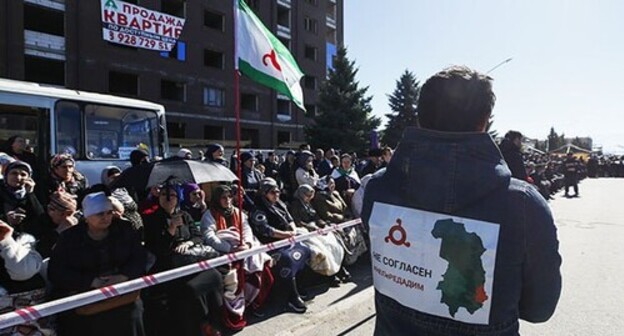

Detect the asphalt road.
xmin=239 ymin=178 xmax=624 ymax=335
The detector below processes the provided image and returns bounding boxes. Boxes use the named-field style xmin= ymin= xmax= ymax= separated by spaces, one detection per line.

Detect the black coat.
xmin=499 ymin=139 xmax=528 ymax=181
xmin=48 ymin=219 xmax=146 ymax=297
xmin=142 ymin=208 xmax=203 ymax=272
xmin=0 ymin=184 xmax=45 ymax=232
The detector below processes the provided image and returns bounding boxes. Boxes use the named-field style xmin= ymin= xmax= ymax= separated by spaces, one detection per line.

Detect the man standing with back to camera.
xmin=362 ymin=66 xmax=562 ymax=336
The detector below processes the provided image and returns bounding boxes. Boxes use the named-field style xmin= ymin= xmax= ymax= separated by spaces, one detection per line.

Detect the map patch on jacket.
xmin=368 ymin=202 xmax=500 ymax=325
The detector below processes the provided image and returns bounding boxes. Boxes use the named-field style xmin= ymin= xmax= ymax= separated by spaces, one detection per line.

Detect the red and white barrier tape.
xmin=0 ymin=218 xmax=362 ymax=329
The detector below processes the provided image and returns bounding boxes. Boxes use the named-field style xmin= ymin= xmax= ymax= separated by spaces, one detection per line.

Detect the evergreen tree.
xmin=547 ymin=127 xmax=565 ymax=151
xmin=486 ymin=115 xmax=498 ymax=139
xmin=305 ymin=47 xmax=381 ymax=153
xmin=381 ymin=70 xmax=420 ymax=147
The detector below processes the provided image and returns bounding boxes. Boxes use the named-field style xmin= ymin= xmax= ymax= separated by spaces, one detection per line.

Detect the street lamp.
xmin=486 ymin=58 xmax=513 ymax=75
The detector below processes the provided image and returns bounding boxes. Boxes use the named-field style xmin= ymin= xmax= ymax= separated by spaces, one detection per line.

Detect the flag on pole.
xmin=235 ymin=0 xmax=306 ymax=111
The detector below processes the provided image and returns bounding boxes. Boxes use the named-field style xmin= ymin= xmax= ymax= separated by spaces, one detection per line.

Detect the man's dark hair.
xmin=418 ymin=65 xmax=496 ymax=132
xmin=504 ymin=130 xmax=523 ymax=141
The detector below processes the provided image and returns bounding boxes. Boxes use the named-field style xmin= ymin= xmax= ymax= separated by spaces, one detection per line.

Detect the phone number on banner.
xmin=106 ymin=30 xmax=172 ymax=51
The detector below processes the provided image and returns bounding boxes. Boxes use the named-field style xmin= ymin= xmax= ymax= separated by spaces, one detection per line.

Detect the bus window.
xmin=55 ymin=101 xmax=81 ymax=157
xmin=0 ymin=104 xmax=42 ymax=154
xmin=84 ymin=104 xmax=160 ymax=160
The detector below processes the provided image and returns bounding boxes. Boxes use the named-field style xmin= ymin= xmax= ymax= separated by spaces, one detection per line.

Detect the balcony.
xmin=24 ymin=0 xmax=65 ymax=11
xmin=277 ymin=0 xmax=291 ymax=9
xmin=24 ymin=30 xmax=65 ymax=61
xmin=277 ymin=25 xmax=291 ymax=39
xmin=326 ymin=14 xmax=336 ymax=29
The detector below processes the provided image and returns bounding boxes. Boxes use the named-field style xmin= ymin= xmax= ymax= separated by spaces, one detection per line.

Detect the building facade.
xmin=0 ymin=0 xmax=344 ymax=149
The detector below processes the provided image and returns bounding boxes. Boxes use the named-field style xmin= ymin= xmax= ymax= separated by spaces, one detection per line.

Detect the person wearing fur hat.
xmin=0 ymin=161 xmax=44 ymax=232
xmin=201 ymin=185 xmax=274 ymax=331
xmin=46 ymin=153 xmax=87 ymax=204
xmin=249 ymin=178 xmax=311 ymax=313
xmin=295 ymin=150 xmax=319 ymax=188
xmin=48 ymin=191 xmax=147 ymax=336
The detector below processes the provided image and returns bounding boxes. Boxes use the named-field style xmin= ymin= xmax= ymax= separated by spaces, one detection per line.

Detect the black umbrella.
xmin=112 ymin=159 xmax=238 ymax=196
xmin=145 ymin=159 xmax=238 ymax=188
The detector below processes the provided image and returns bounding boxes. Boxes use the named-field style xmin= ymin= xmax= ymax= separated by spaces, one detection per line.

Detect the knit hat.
xmin=240 ymin=152 xmax=254 ymax=164
xmin=206 ymin=144 xmax=224 ymax=157
xmin=259 ymin=177 xmax=280 ymax=195
xmin=297 ymin=150 xmax=314 ymax=169
xmin=100 ymin=166 xmax=122 ymax=185
xmin=48 ymin=190 xmax=77 ymax=212
xmin=82 ymin=191 xmax=113 ymax=218
xmin=177 ymin=148 xmax=192 ymax=159
xmin=50 ymin=153 xmax=75 ymax=169
xmin=4 ymin=161 xmax=32 ymax=180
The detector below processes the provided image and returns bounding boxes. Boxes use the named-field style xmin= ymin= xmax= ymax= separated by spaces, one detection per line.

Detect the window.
xmin=0 ymin=104 xmax=45 ymax=160
xmin=161 ymin=0 xmax=186 ymax=17
xmin=109 ymin=71 xmax=139 ymax=96
xmin=304 ymin=104 xmax=317 ymax=116
xmin=84 ymin=104 xmax=160 ymax=160
xmin=277 ymin=5 xmax=290 ymax=28
xmin=204 ymin=125 xmax=224 ymax=140
xmin=277 ymin=98 xmax=291 ymax=116
xmin=204 ymin=10 xmax=224 ymax=31
xmin=304 ymin=76 xmax=317 ymax=90
xmin=277 ymin=131 xmax=291 ymax=146
xmin=304 ymin=45 xmax=317 ymax=61
xmin=241 ymin=94 xmax=258 ymax=111
xmin=241 ymin=128 xmax=259 ymax=148
xmin=160 ymin=41 xmax=186 ymax=61
xmin=55 ymin=101 xmax=81 ymax=157
xmin=167 ymin=122 xmax=186 ymax=139
xmin=161 ymin=79 xmax=186 ymax=102
xmin=204 ymin=50 xmax=224 ymax=69
xmin=24 ymin=56 xmax=65 ymax=86
xmin=24 ymin=3 xmax=64 ymax=36
xmin=304 ymin=17 xmax=318 ymax=34
xmin=248 ymin=0 xmax=260 ymax=11
xmin=305 ymin=0 xmax=318 ymax=6
xmin=203 ymin=87 xmax=225 ymax=107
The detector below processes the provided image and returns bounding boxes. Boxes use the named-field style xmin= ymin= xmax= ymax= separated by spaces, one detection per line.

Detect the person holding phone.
xmin=0 ymin=161 xmax=44 ymax=231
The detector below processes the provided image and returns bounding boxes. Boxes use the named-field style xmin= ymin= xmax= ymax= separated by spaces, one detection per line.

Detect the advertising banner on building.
xmin=100 ymin=0 xmax=185 ymax=51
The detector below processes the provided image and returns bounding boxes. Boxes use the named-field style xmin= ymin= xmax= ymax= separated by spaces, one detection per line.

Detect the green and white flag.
xmin=235 ymin=0 xmax=306 ymax=111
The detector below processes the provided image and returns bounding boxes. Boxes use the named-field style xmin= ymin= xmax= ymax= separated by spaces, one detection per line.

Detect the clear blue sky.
xmin=344 ymin=0 xmax=624 ymax=153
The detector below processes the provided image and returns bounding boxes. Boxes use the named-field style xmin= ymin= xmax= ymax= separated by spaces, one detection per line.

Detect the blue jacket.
xmin=362 ymin=128 xmax=562 ymax=336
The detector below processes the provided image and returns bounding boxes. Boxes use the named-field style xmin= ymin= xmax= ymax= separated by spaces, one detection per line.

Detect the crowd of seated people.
xmin=0 ymin=137 xmax=392 ymax=336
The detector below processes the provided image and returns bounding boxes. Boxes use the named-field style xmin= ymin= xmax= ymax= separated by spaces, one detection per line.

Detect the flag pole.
xmin=233 ymin=0 xmax=244 ymax=247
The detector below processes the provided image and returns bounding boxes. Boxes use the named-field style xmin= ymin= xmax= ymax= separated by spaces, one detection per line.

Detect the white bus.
xmin=0 ymin=78 xmax=169 ymax=184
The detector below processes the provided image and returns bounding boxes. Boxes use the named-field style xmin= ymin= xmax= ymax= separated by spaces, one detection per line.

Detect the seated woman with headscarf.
xmin=249 ymin=178 xmax=311 ymax=314
xmin=313 ymin=176 xmax=351 ymax=224
xmin=313 ymin=175 xmax=366 ymax=268
xmin=46 ymin=154 xmax=88 ymax=203
xmin=25 ymin=190 xmax=78 ymax=259
xmin=330 ymin=153 xmax=361 ymax=203
xmin=102 ymin=166 xmax=144 ymax=237
xmin=181 ymin=183 xmax=207 ymax=222
xmin=142 ymin=181 xmax=224 ymax=336
xmin=0 ymin=161 xmax=45 ymax=233
xmin=48 ymin=191 xmax=147 ymax=336
xmin=295 ymin=150 xmax=319 ymax=188
xmin=201 ymin=185 xmax=273 ymax=331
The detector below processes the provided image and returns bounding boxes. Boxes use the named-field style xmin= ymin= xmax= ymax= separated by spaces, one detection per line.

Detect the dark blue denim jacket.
xmin=362 ymin=128 xmax=562 ymax=336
